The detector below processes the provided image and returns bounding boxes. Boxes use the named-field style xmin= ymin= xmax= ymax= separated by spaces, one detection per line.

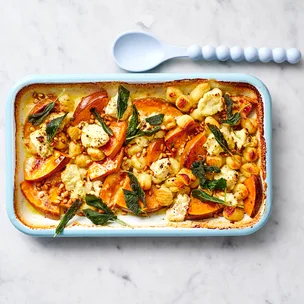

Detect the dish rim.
xmin=6 ymin=73 xmax=272 ymax=237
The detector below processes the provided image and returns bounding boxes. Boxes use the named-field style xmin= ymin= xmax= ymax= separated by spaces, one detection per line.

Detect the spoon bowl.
xmin=113 ymin=32 xmax=165 ymax=72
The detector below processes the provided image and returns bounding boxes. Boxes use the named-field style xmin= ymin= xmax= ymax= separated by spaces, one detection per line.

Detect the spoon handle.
xmin=187 ymin=45 xmax=301 ymax=64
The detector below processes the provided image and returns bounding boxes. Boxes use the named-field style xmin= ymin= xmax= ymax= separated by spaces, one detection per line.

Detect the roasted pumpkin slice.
xmin=101 ymin=121 xmax=127 ymax=159
xmin=133 ymin=97 xmax=182 ymax=117
xmin=87 ymin=150 xmax=123 ymax=180
xmin=21 ymin=181 xmax=61 ymax=219
xmin=72 ymin=90 xmax=108 ymax=126
xmin=244 ymin=175 xmax=263 ymax=218
xmin=24 ymin=151 xmax=70 ymax=182
xmin=101 ymin=173 xmax=162 ymax=213
xmin=186 ymin=197 xmax=223 ymax=220
xmin=146 ymin=138 xmax=164 ymax=166
xmin=181 ymin=133 xmax=207 ymax=168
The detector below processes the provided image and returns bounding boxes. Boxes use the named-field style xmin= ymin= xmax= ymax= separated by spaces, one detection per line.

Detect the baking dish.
xmin=6 ymin=73 xmax=272 ymax=237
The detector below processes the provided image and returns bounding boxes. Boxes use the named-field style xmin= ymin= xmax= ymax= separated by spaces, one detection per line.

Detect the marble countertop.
xmin=1 ymin=0 xmax=303 ymax=303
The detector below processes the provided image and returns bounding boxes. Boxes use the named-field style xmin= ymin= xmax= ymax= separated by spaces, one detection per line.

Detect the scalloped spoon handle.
xmin=186 ymin=45 xmax=301 ymax=64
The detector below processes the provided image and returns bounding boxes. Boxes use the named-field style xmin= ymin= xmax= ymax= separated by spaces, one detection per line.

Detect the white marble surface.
xmin=0 ymin=0 xmax=304 ymax=303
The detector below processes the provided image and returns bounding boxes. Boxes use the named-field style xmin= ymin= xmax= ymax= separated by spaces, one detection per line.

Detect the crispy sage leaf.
xmin=117 ymin=85 xmax=130 ymax=120
xmin=207 ymin=123 xmax=232 ymax=156
xmin=126 ymin=126 xmax=161 ymax=144
xmin=123 ymin=189 xmax=141 ymax=215
xmin=192 ymin=189 xmax=229 ymax=206
xmin=85 ymin=194 xmax=113 ymax=214
xmin=204 ymin=165 xmax=221 ymax=173
xmin=221 ymin=94 xmax=241 ymax=126
xmin=126 ymin=105 xmax=139 ymax=140
xmin=83 ymin=209 xmax=116 ymax=225
xmin=191 ymin=161 xmax=207 ymax=187
xmin=54 ymin=200 xmax=82 ymax=236
xmin=202 ymin=178 xmax=227 ymax=191
xmin=145 ymin=114 xmax=164 ymax=125
xmin=90 ymin=108 xmax=113 ymax=136
xmin=28 ymin=102 xmax=55 ymax=126
xmin=46 ymin=113 xmax=68 ymax=142
xmin=127 ymin=172 xmax=146 ymax=205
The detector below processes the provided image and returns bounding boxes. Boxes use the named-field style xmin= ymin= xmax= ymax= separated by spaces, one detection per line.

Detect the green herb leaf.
xmin=192 ymin=189 xmax=231 ymax=206
xmin=46 ymin=113 xmax=68 ymax=142
xmin=90 ymin=108 xmax=113 ymax=136
xmin=126 ymin=125 xmax=161 ymax=144
xmin=83 ymin=209 xmax=116 ymax=225
xmin=221 ymin=94 xmax=241 ymax=126
xmin=204 ymin=165 xmax=221 ymax=173
xmin=123 ymin=189 xmax=141 ymax=215
xmin=28 ymin=102 xmax=55 ymax=126
xmin=191 ymin=160 xmax=207 ymax=187
xmin=85 ymin=194 xmax=114 ymax=214
xmin=54 ymin=200 xmax=82 ymax=237
xmin=207 ymin=123 xmax=232 ymax=156
xmin=127 ymin=172 xmax=146 ymax=206
xmin=145 ymin=114 xmax=164 ymax=125
xmin=126 ymin=105 xmax=139 ymax=140
xmin=202 ymin=178 xmax=227 ymax=191
xmin=117 ymin=85 xmax=130 ymax=120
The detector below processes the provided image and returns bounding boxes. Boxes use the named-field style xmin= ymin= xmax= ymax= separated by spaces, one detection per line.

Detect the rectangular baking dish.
xmin=6 ymin=73 xmax=272 ymax=237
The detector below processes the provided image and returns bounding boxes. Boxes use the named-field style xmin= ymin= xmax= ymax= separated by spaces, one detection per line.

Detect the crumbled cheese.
xmin=150 ymin=158 xmax=172 ymax=182
xmin=61 ymin=164 xmax=102 ymax=199
xmin=196 ymin=88 xmax=224 ymax=117
xmin=214 ymin=165 xmax=239 ymax=191
xmin=220 ymin=125 xmax=235 ymax=150
xmin=166 ymin=194 xmax=190 ymax=222
xmin=105 ymin=93 xmax=132 ymax=120
xmin=204 ymin=133 xmax=223 ymax=156
xmin=216 ymin=192 xmax=238 ymax=206
xmin=232 ymin=128 xmax=248 ymax=150
xmin=29 ymin=129 xmax=52 ymax=158
xmin=81 ymin=124 xmax=109 ymax=148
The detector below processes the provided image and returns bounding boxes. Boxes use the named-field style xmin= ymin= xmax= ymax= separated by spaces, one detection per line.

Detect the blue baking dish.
xmin=6 ymin=73 xmax=272 ymax=237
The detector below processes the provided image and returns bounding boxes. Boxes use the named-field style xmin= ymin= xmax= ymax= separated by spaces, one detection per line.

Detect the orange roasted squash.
xmin=101 ymin=121 xmax=127 ymax=159
xmin=146 ymin=138 xmax=164 ymax=166
xmin=24 ymin=151 xmax=70 ymax=182
xmin=186 ymin=197 xmax=223 ymax=220
xmin=87 ymin=150 xmax=124 ymax=180
xmin=181 ymin=133 xmax=207 ymax=168
xmin=72 ymin=91 xmax=108 ymax=126
xmin=21 ymin=181 xmax=61 ymax=219
xmin=244 ymin=175 xmax=263 ymax=218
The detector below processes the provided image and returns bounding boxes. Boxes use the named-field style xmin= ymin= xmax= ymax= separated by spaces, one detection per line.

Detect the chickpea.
xmin=87 ymin=148 xmax=105 ymax=161
xmin=54 ymin=133 xmax=68 ymax=151
xmin=155 ymin=186 xmax=173 ymax=206
xmin=176 ymin=115 xmax=195 ymax=130
xmin=206 ymin=156 xmax=224 ymax=168
xmin=226 ymin=155 xmax=242 ymax=170
xmin=233 ymin=184 xmax=249 ymax=200
xmin=164 ymin=177 xmax=180 ymax=192
xmin=240 ymin=163 xmax=259 ymax=177
xmin=190 ymin=108 xmax=203 ymax=121
xmin=166 ymin=87 xmax=183 ymax=103
xmin=127 ymin=145 xmax=143 ymax=156
xmin=130 ymin=155 xmax=146 ymax=170
xmin=74 ymin=154 xmax=92 ymax=168
xmin=67 ymin=126 xmax=81 ymax=141
xmin=69 ymin=141 xmax=82 ymax=157
xmin=243 ymin=147 xmax=258 ymax=162
xmin=163 ymin=115 xmax=176 ymax=130
xmin=169 ymin=158 xmax=180 ymax=175
xmin=223 ymin=207 xmax=244 ymax=222
xmin=137 ymin=172 xmax=152 ymax=190
xmin=154 ymin=130 xmax=166 ymax=139
xmin=241 ymin=118 xmax=258 ymax=134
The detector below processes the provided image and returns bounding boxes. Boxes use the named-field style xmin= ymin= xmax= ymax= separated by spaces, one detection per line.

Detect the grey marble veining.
xmin=1 ymin=0 xmax=304 ymax=303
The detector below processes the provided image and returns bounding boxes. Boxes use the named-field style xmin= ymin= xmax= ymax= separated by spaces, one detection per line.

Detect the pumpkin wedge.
xmin=146 ymin=138 xmax=164 ymax=166
xmin=24 ymin=151 xmax=70 ymax=182
xmin=186 ymin=197 xmax=223 ymax=220
xmin=21 ymin=181 xmax=61 ymax=219
xmin=87 ymin=150 xmax=124 ymax=180
xmin=244 ymin=175 xmax=263 ymax=218
xmin=100 ymin=173 xmax=162 ymax=213
xmin=72 ymin=90 xmax=108 ymax=126
xmin=181 ymin=133 xmax=207 ymax=168
xmin=101 ymin=121 xmax=127 ymax=159
xmin=133 ymin=97 xmax=182 ymax=117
